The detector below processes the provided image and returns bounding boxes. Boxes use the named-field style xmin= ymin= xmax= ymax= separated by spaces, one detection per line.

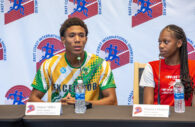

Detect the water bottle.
xmin=75 ymin=80 xmax=86 ymax=114
xmin=173 ymin=79 xmax=185 ymax=113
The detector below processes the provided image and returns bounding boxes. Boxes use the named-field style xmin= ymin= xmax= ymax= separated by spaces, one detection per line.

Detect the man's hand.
xmin=60 ymin=93 xmax=75 ymax=105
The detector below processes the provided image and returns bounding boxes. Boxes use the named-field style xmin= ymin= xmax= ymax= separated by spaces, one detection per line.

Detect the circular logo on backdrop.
xmin=0 ymin=38 xmax=6 ymax=61
xmin=5 ymin=85 xmax=31 ymax=105
xmin=187 ymin=38 xmax=195 ymax=60
xmin=96 ymin=36 xmax=133 ymax=70
xmin=33 ymin=34 xmax=65 ymax=71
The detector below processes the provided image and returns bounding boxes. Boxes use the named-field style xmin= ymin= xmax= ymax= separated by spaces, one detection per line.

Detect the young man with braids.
xmin=140 ymin=24 xmax=195 ymax=106
xmin=29 ymin=17 xmax=117 ymax=105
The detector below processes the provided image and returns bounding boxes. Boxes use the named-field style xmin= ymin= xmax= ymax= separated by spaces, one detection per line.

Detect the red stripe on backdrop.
xmin=100 ymin=40 xmax=129 ymax=51
xmin=187 ymin=42 xmax=195 ymax=60
xmin=0 ymin=50 xmax=3 ymax=60
xmin=69 ymin=2 xmax=98 ymax=20
xmin=150 ymin=0 xmax=162 ymax=3
xmin=5 ymin=85 xmax=31 ymax=98
xmin=0 ymin=43 xmax=3 ymax=60
xmin=132 ymin=3 xmax=162 ymax=27
xmin=5 ymin=1 xmax=34 ymax=24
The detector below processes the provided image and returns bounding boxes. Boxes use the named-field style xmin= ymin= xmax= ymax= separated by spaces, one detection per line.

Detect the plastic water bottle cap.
xmin=77 ymin=80 xmax=83 ymax=84
xmin=175 ymin=79 xmax=181 ymax=82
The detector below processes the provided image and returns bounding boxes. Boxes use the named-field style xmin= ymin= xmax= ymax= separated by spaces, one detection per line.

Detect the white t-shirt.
xmin=139 ymin=63 xmax=155 ymax=88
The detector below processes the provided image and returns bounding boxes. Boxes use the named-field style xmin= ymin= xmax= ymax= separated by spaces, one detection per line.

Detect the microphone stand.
xmin=77 ymin=56 xmax=84 ymax=82
xmin=158 ymin=55 xmax=162 ymax=105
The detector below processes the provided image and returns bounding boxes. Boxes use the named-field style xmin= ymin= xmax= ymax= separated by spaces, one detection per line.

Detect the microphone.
xmin=77 ymin=56 xmax=81 ymax=61
xmin=157 ymin=54 xmax=162 ymax=104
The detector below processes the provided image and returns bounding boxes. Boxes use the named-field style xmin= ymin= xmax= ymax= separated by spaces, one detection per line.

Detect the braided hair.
xmin=163 ymin=24 xmax=194 ymax=99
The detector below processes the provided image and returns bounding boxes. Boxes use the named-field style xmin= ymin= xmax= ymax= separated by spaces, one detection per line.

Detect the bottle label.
xmin=174 ymin=93 xmax=184 ymax=99
xmin=75 ymin=93 xmax=85 ymax=100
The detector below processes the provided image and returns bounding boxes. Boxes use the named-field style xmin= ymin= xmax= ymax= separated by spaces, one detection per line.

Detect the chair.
xmin=133 ymin=62 xmax=146 ymax=104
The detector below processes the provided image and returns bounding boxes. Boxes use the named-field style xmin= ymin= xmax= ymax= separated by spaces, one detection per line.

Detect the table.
xmin=23 ymin=105 xmax=195 ymax=127
xmin=0 ymin=105 xmax=25 ymax=127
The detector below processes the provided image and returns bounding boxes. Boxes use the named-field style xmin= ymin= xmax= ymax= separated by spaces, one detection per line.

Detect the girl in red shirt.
xmin=140 ymin=24 xmax=195 ymax=106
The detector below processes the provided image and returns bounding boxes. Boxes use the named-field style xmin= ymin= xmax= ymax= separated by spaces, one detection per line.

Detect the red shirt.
xmin=149 ymin=59 xmax=195 ymax=106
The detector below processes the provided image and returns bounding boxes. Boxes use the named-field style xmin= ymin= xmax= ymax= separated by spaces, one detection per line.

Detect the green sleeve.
xmin=100 ymin=71 xmax=116 ymax=90
xmin=31 ymin=69 xmax=47 ymax=93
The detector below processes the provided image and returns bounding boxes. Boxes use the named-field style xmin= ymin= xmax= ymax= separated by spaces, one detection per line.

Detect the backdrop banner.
xmin=0 ymin=0 xmax=195 ymax=105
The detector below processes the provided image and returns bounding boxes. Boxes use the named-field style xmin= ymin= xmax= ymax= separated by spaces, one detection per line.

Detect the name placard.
xmin=132 ymin=104 xmax=169 ymax=117
xmin=25 ymin=102 xmax=62 ymax=115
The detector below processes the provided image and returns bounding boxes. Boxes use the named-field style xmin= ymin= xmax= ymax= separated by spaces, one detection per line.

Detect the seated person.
xmin=28 ymin=17 xmax=117 ymax=105
xmin=140 ymin=24 xmax=195 ymax=106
